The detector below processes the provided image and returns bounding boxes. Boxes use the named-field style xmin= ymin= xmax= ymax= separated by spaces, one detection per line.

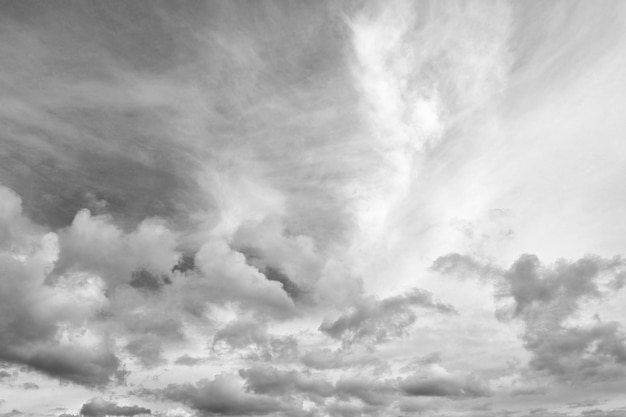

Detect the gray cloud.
xmin=0 ymin=254 xmax=123 ymax=386
xmin=125 ymin=335 xmax=165 ymax=369
xmin=300 ymin=347 xmax=389 ymax=372
xmin=240 ymin=365 xmax=333 ymax=400
xmin=431 ymin=253 xmax=496 ymax=279
xmin=212 ymin=318 xmax=298 ymax=362
xmin=319 ymin=288 xmax=455 ymax=345
xmin=576 ymin=409 xmax=626 ymax=417
xmin=334 ymin=377 xmax=396 ymax=406
xmin=434 ymin=253 xmax=626 ymax=382
xmin=129 ymin=269 xmax=171 ymax=293
xmin=160 ymin=374 xmax=291 ymax=416
xmin=173 ymin=355 xmax=205 ymax=367
xmin=400 ymin=373 xmax=490 ymax=398
xmin=79 ymin=398 xmax=151 ymax=417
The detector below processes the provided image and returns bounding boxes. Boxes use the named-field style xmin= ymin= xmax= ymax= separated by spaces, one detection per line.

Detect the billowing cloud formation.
xmin=0 ymin=186 xmax=123 ymax=386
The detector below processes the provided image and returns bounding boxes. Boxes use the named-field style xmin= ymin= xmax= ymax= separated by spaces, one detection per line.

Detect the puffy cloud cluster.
xmin=0 ymin=185 xmax=123 ymax=386
xmin=433 ymin=253 xmax=626 ymax=382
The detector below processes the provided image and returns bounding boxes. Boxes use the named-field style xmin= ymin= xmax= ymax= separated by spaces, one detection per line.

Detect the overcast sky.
xmin=2 ymin=1 xmax=626 ymax=417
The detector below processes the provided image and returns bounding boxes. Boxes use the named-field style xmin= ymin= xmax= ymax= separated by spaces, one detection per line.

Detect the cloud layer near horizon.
xmin=2 ymin=1 xmax=626 ymax=417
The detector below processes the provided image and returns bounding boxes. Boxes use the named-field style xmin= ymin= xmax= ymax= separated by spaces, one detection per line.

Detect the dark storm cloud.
xmin=434 ymin=253 xmax=626 ymax=382
xmin=79 ymin=398 xmax=151 ymax=417
xmin=160 ymin=374 xmax=290 ymax=416
xmin=319 ymin=288 xmax=455 ymax=345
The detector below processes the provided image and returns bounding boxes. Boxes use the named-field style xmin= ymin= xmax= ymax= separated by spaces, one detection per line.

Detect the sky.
xmin=1 ymin=1 xmax=626 ymax=416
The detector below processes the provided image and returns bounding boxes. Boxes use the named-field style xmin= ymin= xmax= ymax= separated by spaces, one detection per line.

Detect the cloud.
xmin=510 ymin=386 xmax=547 ymax=397
xmin=319 ymin=288 xmax=455 ymax=345
xmin=173 ymin=355 xmax=205 ymax=367
xmin=576 ymin=409 xmax=626 ymax=417
xmin=79 ymin=398 xmax=151 ymax=417
xmin=193 ymin=239 xmax=297 ymax=319
xmin=159 ymin=374 xmax=291 ymax=416
xmin=434 ymin=253 xmax=626 ymax=382
xmin=300 ymin=347 xmax=389 ymax=372
xmin=51 ymin=209 xmax=179 ymax=290
xmin=212 ymin=318 xmax=298 ymax=362
xmin=0 ymin=186 xmax=124 ymax=386
xmin=1 ymin=1 xmax=626 ymax=416
xmin=400 ymin=365 xmax=490 ymax=398
xmin=239 ymin=365 xmax=333 ymax=400
xmin=334 ymin=376 xmax=396 ymax=406
xmin=125 ymin=334 xmax=166 ymax=369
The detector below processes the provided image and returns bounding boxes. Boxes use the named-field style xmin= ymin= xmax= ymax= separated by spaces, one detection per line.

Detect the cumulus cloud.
xmin=193 ymin=239 xmax=297 ymax=319
xmin=51 ymin=209 xmax=179 ymax=290
xmin=0 ymin=186 xmax=124 ymax=386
